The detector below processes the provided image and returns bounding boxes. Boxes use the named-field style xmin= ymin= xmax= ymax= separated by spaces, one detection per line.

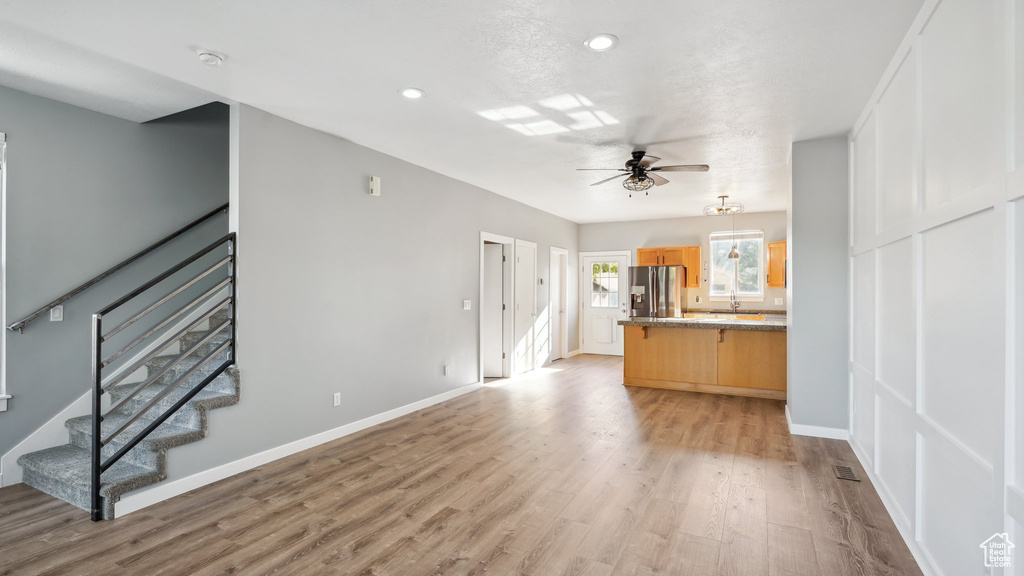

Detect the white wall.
xmin=789 ymin=137 xmax=850 ymax=433
xmin=848 ymin=0 xmax=1023 ymax=573
xmin=123 ymin=104 xmax=580 ymax=494
xmin=578 ymin=211 xmax=788 ymax=311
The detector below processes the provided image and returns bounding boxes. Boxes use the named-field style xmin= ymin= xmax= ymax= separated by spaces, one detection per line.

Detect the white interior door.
xmin=514 ymin=241 xmax=537 ymax=374
xmin=483 ymin=243 xmax=503 ymax=377
xmin=583 ymin=254 xmax=629 ymax=356
xmin=549 ymin=249 xmax=566 ymax=362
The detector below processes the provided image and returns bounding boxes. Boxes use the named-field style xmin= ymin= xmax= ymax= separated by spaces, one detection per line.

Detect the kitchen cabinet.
xmin=636 ymin=247 xmax=661 ymax=266
xmin=767 ymin=241 xmax=786 ymax=288
xmin=635 ymin=246 xmax=701 ymax=287
xmin=623 ymin=325 xmax=786 ymax=399
xmin=683 ymin=246 xmax=700 ymax=288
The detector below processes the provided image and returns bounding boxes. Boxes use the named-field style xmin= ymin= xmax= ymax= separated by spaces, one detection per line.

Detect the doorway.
xmin=549 ymin=247 xmax=568 ymax=363
xmin=581 ymin=251 xmax=631 ymax=356
xmin=479 ymin=233 xmax=514 ymax=382
xmin=514 ymin=240 xmax=537 ymax=374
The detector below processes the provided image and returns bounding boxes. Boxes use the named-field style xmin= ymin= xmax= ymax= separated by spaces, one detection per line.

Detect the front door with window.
xmin=582 ymin=254 xmax=629 ymax=356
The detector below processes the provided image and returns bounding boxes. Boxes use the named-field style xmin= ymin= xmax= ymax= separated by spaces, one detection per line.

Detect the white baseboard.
xmin=0 ymin=390 xmax=91 ymax=487
xmin=565 ymin=349 xmax=581 ymax=358
xmin=115 ymin=380 xmax=483 ymax=517
xmin=785 ymin=405 xmax=850 ymax=440
xmin=848 ymin=441 xmax=938 ymax=576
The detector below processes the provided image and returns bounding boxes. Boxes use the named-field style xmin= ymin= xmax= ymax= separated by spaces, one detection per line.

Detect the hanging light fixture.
xmin=703 ymin=195 xmax=744 ymax=216
xmin=704 ymin=195 xmax=744 ymax=258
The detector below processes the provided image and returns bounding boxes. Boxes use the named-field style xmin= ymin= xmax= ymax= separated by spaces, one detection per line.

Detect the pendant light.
xmin=728 ymin=211 xmax=740 ymax=259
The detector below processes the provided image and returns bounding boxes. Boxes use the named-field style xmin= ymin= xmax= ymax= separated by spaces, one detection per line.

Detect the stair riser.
xmin=178 ymin=328 xmax=231 ymax=351
xmin=67 ymin=428 xmax=164 ymax=469
xmin=145 ymin=350 xmax=234 ymax=389
xmin=108 ymin=371 xmax=237 ymax=411
xmin=23 ymin=467 xmax=91 ymax=512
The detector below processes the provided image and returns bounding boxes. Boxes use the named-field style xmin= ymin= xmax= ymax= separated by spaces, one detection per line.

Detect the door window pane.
xmin=590 ymin=261 xmax=620 ymax=308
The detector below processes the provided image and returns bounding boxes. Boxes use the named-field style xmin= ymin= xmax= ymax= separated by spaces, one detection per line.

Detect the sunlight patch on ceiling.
xmin=479 ymin=93 xmax=619 ymax=137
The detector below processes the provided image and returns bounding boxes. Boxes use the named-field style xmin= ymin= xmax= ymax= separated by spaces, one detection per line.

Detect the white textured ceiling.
xmin=0 ymin=0 xmax=922 ymax=223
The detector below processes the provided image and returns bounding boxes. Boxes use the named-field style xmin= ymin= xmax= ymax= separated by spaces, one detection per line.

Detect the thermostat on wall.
xmin=369 ymin=175 xmax=381 ymax=196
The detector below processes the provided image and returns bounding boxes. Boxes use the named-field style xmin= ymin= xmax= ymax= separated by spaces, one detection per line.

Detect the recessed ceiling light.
xmin=197 ymin=50 xmax=224 ymax=66
xmin=401 ymin=87 xmax=425 ymax=99
xmin=583 ymin=34 xmax=618 ymax=52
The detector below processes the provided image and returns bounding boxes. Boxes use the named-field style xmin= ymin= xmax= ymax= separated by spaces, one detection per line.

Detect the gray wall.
xmin=579 ymin=211 xmax=788 ymax=311
xmin=143 ymin=104 xmax=579 ymax=483
xmin=0 ymin=85 xmax=228 ymax=456
xmin=788 ymin=136 xmax=849 ymax=429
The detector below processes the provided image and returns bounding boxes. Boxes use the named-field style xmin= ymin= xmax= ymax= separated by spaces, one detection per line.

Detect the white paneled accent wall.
xmin=848 ymin=0 xmax=1023 ymax=574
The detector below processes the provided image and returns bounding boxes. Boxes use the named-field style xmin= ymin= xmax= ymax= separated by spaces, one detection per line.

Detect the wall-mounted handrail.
xmin=7 ymin=203 xmax=229 ymax=333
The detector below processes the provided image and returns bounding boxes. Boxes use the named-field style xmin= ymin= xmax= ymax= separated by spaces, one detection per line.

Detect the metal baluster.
xmin=90 ymin=314 xmax=103 ymax=522
xmin=228 ymin=235 xmax=237 ymax=365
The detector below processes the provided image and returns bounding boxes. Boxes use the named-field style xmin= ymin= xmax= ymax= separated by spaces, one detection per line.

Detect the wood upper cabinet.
xmin=683 ymin=246 xmax=700 ymax=288
xmin=767 ymin=241 xmax=787 ymax=288
xmin=636 ymin=247 xmax=662 ymax=266
xmin=636 ymin=246 xmax=701 ymax=287
xmin=661 ymin=246 xmax=686 ymax=266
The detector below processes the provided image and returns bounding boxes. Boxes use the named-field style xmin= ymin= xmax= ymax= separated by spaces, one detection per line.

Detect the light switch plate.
xmin=774 ymin=298 xmax=784 ymax=306
xmin=333 ymin=392 xmax=341 ymax=407
xmin=463 ymin=300 xmax=472 ymax=310
xmin=50 ymin=306 xmax=64 ymax=322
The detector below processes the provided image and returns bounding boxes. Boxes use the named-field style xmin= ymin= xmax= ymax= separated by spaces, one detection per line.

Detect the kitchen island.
xmin=618 ymin=315 xmax=787 ymax=400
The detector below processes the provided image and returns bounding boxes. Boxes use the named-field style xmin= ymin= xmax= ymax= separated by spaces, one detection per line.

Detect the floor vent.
xmin=832 ymin=464 xmax=861 ymax=482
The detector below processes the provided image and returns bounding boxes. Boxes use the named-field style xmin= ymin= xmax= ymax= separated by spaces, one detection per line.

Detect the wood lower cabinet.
xmin=635 ymin=246 xmax=701 ymax=287
xmin=623 ymin=326 xmax=786 ymax=399
xmin=767 ymin=241 xmax=786 ymax=288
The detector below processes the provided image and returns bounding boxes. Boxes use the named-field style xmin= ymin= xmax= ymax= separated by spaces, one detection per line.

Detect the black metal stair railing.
xmin=89 ymin=233 xmax=237 ymax=521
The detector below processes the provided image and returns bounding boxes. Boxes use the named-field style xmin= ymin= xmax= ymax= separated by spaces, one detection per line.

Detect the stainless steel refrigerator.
xmin=628 ymin=266 xmax=687 ymax=318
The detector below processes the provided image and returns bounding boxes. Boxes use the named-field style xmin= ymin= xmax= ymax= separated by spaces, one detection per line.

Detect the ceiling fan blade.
xmin=576 ymin=168 xmax=629 ymax=171
xmin=590 ymin=173 xmax=630 ymax=187
xmin=638 ymin=155 xmax=662 ymax=168
xmin=648 ymin=172 xmax=670 ymax=186
xmin=650 ymin=164 xmax=710 ymax=172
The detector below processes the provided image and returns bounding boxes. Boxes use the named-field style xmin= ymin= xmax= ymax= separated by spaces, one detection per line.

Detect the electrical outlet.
xmin=695 ymin=295 xmax=701 ymax=304
xmin=333 ymin=392 xmax=341 ymax=407
xmin=444 ymin=364 xmax=450 ymax=376
xmin=463 ymin=299 xmax=472 ymax=310
xmin=50 ymin=306 xmax=63 ymax=322
xmin=775 ymin=297 xmax=784 ymax=306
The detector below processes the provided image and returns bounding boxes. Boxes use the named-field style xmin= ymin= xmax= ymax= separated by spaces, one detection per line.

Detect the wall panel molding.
xmin=847 ymin=0 xmax=1018 ymax=572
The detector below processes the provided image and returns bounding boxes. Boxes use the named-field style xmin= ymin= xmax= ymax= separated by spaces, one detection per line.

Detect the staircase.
xmin=6 ymin=214 xmax=237 ymax=521
xmin=18 ymin=309 xmax=239 ymax=519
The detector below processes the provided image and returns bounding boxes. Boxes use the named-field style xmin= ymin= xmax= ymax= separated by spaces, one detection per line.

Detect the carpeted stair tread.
xmin=18 ymin=445 xmax=162 ymax=518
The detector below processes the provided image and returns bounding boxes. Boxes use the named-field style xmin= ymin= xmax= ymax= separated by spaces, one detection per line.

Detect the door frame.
xmin=478 ymin=232 xmax=515 ymax=383
xmin=549 ymin=246 xmax=569 ymax=363
xmin=514 ymin=239 xmax=538 ymax=374
xmin=579 ymin=250 xmax=632 ymax=356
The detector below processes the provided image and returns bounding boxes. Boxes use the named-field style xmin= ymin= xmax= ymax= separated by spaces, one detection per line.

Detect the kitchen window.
xmin=709 ymin=230 xmax=764 ymax=300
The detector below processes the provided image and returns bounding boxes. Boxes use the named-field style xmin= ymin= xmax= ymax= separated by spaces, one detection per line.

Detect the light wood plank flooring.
xmin=0 ymin=355 xmax=921 ymax=575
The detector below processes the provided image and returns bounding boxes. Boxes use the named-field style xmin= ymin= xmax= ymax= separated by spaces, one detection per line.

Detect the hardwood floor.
xmin=0 ymin=355 xmax=921 ymax=576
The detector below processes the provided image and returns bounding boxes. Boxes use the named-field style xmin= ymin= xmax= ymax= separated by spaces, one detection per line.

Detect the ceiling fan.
xmin=577 ymin=150 xmax=709 ymax=196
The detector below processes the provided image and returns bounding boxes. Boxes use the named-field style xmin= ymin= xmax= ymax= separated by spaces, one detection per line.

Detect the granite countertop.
xmin=618 ymin=315 xmax=787 ymax=332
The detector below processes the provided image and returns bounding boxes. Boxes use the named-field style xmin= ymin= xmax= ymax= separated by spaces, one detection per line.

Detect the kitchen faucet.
xmin=729 ymin=290 xmax=740 ymax=312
